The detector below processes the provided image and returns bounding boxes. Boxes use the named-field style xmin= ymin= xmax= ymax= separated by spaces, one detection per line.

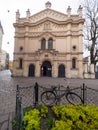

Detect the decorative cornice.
xmin=14 ymin=30 xmax=83 ymax=38
xmin=13 ymin=17 xmax=84 ymax=27
xmin=13 ymin=51 xmax=83 ymax=56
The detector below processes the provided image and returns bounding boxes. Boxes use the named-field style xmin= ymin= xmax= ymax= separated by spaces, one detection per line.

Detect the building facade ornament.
xmin=45 ymin=1 xmax=52 ymax=9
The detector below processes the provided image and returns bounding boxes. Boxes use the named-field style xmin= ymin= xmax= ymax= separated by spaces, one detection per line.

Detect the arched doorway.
xmin=58 ymin=64 xmax=65 ymax=77
xmin=28 ymin=64 xmax=35 ymax=77
xmin=41 ymin=61 xmax=52 ymax=77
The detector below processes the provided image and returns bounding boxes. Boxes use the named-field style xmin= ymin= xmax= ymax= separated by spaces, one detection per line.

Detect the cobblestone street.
xmin=0 ymin=70 xmax=98 ymax=130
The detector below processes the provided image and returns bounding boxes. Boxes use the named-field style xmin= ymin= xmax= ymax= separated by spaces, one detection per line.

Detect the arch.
xmin=28 ymin=64 xmax=35 ymax=77
xmin=58 ymin=64 xmax=65 ymax=77
xmin=41 ymin=61 xmax=52 ymax=77
xmin=48 ymin=38 xmax=53 ymax=49
xmin=41 ymin=38 xmax=46 ymax=49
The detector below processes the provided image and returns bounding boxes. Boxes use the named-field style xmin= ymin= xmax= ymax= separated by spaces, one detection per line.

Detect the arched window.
xmin=48 ymin=38 xmax=53 ymax=49
xmin=72 ymin=58 xmax=76 ymax=69
xmin=41 ymin=38 xmax=46 ymax=49
xmin=19 ymin=58 xmax=23 ymax=69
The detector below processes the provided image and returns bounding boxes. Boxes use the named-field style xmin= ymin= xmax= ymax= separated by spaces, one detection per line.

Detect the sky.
xmin=0 ymin=0 xmax=82 ymax=61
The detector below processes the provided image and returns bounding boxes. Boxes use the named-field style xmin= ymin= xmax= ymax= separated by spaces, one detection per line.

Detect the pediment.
xmin=29 ymin=8 xmax=67 ymax=24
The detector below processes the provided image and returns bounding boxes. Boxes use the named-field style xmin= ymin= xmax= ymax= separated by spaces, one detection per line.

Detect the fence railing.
xmin=15 ymin=82 xmax=98 ymax=130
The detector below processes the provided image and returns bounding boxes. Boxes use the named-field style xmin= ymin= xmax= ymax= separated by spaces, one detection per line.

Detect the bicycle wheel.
xmin=41 ymin=91 xmax=56 ymax=106
xmin=66 ymin=92 xmax=83 ymax=105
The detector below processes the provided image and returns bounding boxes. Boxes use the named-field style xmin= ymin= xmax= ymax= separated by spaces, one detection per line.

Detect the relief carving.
xmin=29 ymin=9 xmax=67 ymax=23
xmin=44 ymin=22 xmax=51 ymax=30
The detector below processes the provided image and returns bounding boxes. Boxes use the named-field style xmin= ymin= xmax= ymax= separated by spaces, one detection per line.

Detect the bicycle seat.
xmin=51 ymin=86 xmax=57 ymax=90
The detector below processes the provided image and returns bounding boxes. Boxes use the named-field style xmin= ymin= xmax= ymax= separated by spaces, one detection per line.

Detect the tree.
xmin=83 ymin=0 xmax=98 ymax=66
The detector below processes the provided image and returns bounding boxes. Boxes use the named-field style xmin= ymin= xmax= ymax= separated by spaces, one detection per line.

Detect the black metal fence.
xmin=15 ymin=82 xmax=98 ymax=130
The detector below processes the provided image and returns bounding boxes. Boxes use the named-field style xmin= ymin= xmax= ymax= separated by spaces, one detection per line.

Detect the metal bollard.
xmin=34 ymin=82 xmax=39 ymax=106
xmin=16 ymin=85 xmax=20 ymax=130
xmin=82 ymin=83 xmax=87 ymax=105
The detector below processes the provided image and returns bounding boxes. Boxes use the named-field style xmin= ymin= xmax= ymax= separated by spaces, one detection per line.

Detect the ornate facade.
xmin=13 ymin=2 xmax=85 ymax=78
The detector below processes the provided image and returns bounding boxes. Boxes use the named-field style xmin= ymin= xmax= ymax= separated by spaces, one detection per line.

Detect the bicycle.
xmin=41 ymin=79 xmax=83 ymax=106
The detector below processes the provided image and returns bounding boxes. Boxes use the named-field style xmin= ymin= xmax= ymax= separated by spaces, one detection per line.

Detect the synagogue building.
xmin=13 ymin=2 xmax=89 ymax=78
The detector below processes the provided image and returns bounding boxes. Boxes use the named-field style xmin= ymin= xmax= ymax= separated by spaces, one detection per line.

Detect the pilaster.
xmin=24 ymin=27 xmax=29 ymax=53
xmin=23 ymin=61 xmax=28 ymax=77
xmin=35 ymin=61 xmax=40 ymax=77
xmin=78 ymin=61 xmax=83 ymax=78
xmin=52 ymin=61 xmax=58 ymax=77
xmin=66 ymin=27 xmax=71 ymax=78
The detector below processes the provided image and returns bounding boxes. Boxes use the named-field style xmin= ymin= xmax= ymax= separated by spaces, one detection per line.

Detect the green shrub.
xmin=24 ymin=108 xmax=40 ymax=130
xmin=38 ymin=104 xmax=48 ymax=118
xmin=23 ymin=105 xmax=98 ymax=130
xmin=51 ymin=120 xmax=72 ymax=130
xmin=52 ymin=105 xmax=98 ymax=130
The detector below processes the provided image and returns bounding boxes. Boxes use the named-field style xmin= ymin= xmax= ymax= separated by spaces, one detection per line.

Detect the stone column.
xmin=53 ymin=39 xmax=56 ymax=49
xmin=66 ymin=27 xmax=71 ymax=78
xmin=35 ymin=61 xmax=40 ymax=77
xmin=78 ymin=22 xmax=83 ymax=78
xmin=52 ymin=61 xmax=58 ymax=77
xmin=78 ymin=61 xmax=83 ymax=78
xmin=66 ymin=61 xmax=71 ymax=78
xmin=46 ymin=40 xmax=48 ymax=49
xmin=14 ymin=37 xmax=18 ymax=52
xmin=22 ymin=61 xmax=29 ymax=77
xmin=24 ymin=27 xmax=29 ymax=53
xmin=78 ymin=24 xmax=83 ymax=53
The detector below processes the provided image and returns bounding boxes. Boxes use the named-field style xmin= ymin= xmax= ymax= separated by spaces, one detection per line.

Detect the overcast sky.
xmin=0 ymin=0 xmax=82 ymax=60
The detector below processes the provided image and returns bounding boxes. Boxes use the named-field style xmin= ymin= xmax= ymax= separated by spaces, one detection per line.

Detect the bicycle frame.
xmin=50 ymin=86 xmax=69 ymax=100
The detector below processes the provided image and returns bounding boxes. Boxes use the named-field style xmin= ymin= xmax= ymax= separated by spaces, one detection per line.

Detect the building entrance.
xmin=41 ymin=61 xmax=52 ymax=77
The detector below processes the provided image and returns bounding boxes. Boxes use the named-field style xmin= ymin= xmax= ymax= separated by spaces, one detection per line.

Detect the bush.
xmin=38 ymin=104 xmax=48 ymax=118
xmin=24 ymin=108 xmax=40 ymax=130
xmin=23 ymin=104 xmax=98 ymax=130
xmin=52 ymin=105 xmax=98 ymax=130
